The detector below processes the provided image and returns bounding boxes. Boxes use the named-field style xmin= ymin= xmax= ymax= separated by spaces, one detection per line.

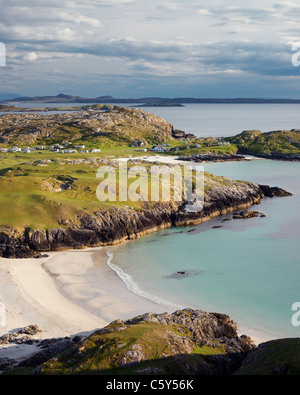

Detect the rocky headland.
xmin=1 ymin=308 xmax=299 ymax=375
xmin=0 ymin=181 xmax=291 ymax=259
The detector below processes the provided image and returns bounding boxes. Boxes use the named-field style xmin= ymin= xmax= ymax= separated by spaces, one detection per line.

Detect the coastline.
xmin=0 ymin=244 xmax=281 ymax=366
xmin=0 ymin=246 xmax=167 ymax=363
xmin=1 ymin=155 xmax=276 ymax=259
xmin=0 ymin=155 xmax=293 ymax=365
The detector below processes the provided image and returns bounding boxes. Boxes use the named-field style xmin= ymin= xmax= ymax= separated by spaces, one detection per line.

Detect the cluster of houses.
xmin=0 ymin=144 xmax=101 ymax=154
xmin=0 ymin=138 xmax=230 ymax=155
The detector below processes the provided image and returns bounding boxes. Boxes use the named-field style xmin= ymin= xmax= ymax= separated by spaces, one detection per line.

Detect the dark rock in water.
xmin=164 ymin=270 xmax=203 ymax=280
xmin=258 ymin=184 xmax=292 ymax=197
xmin=233 ymin=210 xmax=261 ymax=219
xmin=212 ymin=225 xmax=222 ymax=228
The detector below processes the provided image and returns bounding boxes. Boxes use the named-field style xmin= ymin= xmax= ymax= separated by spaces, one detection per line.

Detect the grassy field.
xmin=0 ymin=143 xmax=238 ymax=231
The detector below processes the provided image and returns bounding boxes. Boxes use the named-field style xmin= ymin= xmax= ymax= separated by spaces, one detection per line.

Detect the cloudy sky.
xmin=1 ymin=0 xmax=300 ymax=98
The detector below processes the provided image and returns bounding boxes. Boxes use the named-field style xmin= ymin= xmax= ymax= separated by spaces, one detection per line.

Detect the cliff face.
xmin=0 ymin=182 xmax=291 ymax=259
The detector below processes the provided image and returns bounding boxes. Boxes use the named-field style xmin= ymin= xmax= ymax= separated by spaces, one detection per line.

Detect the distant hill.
xmin=3 ymin=93 xmax=300 ymax=105
xmin=0 ymin=105 xmax=174 ymax=147
xmin=0 ymin=93 xmax=20 ymax=101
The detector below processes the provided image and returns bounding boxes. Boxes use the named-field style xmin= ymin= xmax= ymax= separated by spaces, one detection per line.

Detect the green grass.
xmin=0 ymin=145 xmax=242 ymax=231
xmin=39 ymin=320 xmax=229 ymax=375
xmin=227 ymin=129 xmax=300 ymax=156
xmin=236 ymin=338 xmax=300 ymax=375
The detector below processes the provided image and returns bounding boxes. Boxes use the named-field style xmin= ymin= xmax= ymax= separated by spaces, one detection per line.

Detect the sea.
xmin=5 ymin=101 xmax=300 ymax=340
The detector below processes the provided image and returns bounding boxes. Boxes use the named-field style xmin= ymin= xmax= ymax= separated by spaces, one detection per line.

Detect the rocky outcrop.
xmin=0 ymin=182 xmax=291 ymax=258
xmin=258 ymin=184 xmax=292 ymax=197
xmin=35 ymin=308 xmax=255 ymax=375
xmin=172 ymin=129 xmax=196 ymax=140
xmin=179 ymin=153 xmax=245 ymax=162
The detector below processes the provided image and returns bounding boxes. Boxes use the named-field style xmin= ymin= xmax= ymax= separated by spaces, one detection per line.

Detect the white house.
xmin=91 ymin=149 xmax=101 ymax=153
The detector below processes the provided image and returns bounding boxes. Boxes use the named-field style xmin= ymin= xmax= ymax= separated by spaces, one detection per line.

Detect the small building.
xmin=91 ymin=149 xmax=101 ymax=153
xmin=131 ymin=141 xmax=145 ymax=147
xmin=8 ymin=147 xmax=22 ymax=152
xmin=75 ymin=144 xmax=85 ymax=149
xmin=52 ymin=144 xmax=64 ymax=150
xmin=151 ymin=145 xmax=165 ymax=152
xmin=170 ymin=146 xmax=180 ymax=152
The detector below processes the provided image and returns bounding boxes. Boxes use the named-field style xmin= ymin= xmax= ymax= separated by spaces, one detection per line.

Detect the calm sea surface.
xmin=5 ymin=102 xmax=300 ymax=137
xmin=107 ymin=103 xmax=300 ymax=340
xmin=137 ymin=103 xmax=300 ymax=137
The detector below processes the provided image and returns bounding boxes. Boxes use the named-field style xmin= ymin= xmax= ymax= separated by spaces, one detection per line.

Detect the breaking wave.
xmin=106 ymin=251 xmax=184 ymax=311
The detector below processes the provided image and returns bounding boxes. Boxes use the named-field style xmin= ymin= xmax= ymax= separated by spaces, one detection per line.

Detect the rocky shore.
xmin=178 ymin=153 xmax=246 ymax=162
xmin=0 ymin=182 xmax=291 ymax=259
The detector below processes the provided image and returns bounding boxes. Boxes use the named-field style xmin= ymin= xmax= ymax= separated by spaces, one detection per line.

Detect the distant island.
xmin=3 ymin=93 xmax=300 ymax=105
xmin=134 ymin=103 xmax=185 ymax=107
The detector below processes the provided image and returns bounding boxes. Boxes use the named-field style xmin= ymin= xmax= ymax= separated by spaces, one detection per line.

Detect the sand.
xmin=0 ymin=245 xmax=274 ymax=364
xmin=0 ymin=246 xmax=166 ymax=360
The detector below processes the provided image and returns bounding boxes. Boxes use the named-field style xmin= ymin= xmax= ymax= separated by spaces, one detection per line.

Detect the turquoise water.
xmin=109 ymin=159 xmax=300 ymax=340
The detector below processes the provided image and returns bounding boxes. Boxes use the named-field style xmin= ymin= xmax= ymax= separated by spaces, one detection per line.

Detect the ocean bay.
xmin=104 ymin=103 xmax=300 ymax=341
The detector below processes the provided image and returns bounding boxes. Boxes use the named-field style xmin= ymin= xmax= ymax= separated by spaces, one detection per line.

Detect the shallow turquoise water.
xmin=109 ymin=159 xmax=300 ymax=340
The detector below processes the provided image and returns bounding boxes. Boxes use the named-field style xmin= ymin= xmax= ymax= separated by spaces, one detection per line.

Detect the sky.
xmin=1 ymin=0 xmax=300 ymax=98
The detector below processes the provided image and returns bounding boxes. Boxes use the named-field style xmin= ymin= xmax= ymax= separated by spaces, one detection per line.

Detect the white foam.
xmin=106 ymin=251 xmax=184 ymax=311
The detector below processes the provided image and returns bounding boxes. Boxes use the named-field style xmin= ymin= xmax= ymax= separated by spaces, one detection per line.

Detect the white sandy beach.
xmin=0 ymin=244 xmax=275 ymax=362
xmin=0 ymin=247 xmax=168 ymax=362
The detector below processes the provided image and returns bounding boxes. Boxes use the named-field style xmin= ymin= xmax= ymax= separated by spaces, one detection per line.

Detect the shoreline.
xmin=0 ymin=246 xmax=167 ymax=364
xmin=0 ymin=156 xmax=294 ymax=365
xmin=0 ymin=244 xmax=286 ymax=366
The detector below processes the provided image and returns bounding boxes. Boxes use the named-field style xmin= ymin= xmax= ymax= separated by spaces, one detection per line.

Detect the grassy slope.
xmin=0 ymin=142 xmax=239 ymax=231
xmin=236 ymin=339 xmax=300 ymax=375
xmin=39 ymin=320 xmax=225 ymax=375
xmin=227 ymin=130 xmax=300 ymax=156
xmin=0 ymin=151 xmax=143 ymax=230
